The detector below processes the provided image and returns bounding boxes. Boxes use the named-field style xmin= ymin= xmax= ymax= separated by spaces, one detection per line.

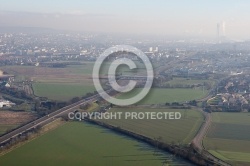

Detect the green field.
xmin=100 ymin=108 xmax=203 ymax=145
xmin=32 ymin=82 xmax=95 ymax=101
xmin=1 ymin=63 xmax=154 ymax=101
xmin=204 ymin=112 xmax=250 ymax=165
xmin=166 ymin=78 xmax=215 ymax=86
xmin=33 ymin=79 xmax=208 ymax=103
xmin=0 ymin=122 xmax=193 ymax=166
xmin=0 ymin=61 xmax=157 ymax=80
xmin=66 ymin=63 xmax=95 ymax=75
xmin=1 ymin=65 xmax=97 ymax=101
xmin=207 ymin=123 xmax=250 ymax=140
xmin=117 ymin=88 xmax=208 ymax=104
xmin=68 ymin=61 xmax=149 ymax=76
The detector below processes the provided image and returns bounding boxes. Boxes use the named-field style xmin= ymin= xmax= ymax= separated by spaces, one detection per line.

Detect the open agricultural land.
xmin=0 ymin=122 xmax=193 ymax=166
xmin=0 ymin=63 xmax=96 ymax=101
xmin=117 ymin=88 xmax=208 ymax=104
xmin=203 ymin=112 xmax=250 ymax=166
xmin=32 ymin=82 xmax=95 ymax=101
xmin=100 ymin=108 xmax=204 ymax=145
xmin=65 ymin=61 xmax=152 ymax=76
xmin=0 ymin=61 xmax=156 ymax=101
xmin=166 ymin=77 xmax=215 ymax=87
xmin=0 ymin=111 xmax=37 ymax=135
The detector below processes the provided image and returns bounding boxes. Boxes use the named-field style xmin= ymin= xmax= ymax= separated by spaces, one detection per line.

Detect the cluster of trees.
xmin=165 ymin=100 xmax=197 ymax=108
xmin=0 ymin=86 xmax=33 ymax=102
xmin=36 ymin=100 xmax=68 ymax=116
xmin=155 ymin=82 xmax=211 ymax=89
xmin=205 ymin=105 xmax=250 ymax=113
xmin=152 ymin=75 xmax=212 ymax=90
xmin=165 ymin=102 xmax=191 ymax=109
xmin=40 ymin=62 xmax=82 ymax=68
xmin=189 ymin=100 xmax=197 ymax=106
xmin=35 ymin=91 xmax=103 ymax=116
xmin=165 ymin=102 xmax=184 ymax=106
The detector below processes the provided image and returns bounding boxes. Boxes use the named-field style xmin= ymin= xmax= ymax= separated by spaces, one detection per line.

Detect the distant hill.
xmin=0 ymin=26 xmax=58 ymax=33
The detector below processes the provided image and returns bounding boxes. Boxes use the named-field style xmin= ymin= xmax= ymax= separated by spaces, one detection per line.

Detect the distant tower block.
xmin=155 ymin=47 xmax=158 ymax=52
xmin=217 ymin=23 xmax=220 ymax=42
xmin=221 ymin=21 xmax=226 ymax=36
xmin=149 ymin=47 xmax=153 ymax=52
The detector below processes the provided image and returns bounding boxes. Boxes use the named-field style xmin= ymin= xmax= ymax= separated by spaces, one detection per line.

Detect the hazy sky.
xmin=0 ymin=0 xmax=250 ymax=39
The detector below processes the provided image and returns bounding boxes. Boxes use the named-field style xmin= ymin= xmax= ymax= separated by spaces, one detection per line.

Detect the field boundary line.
xmin=0 ymin=118 xmax=65 ymax=157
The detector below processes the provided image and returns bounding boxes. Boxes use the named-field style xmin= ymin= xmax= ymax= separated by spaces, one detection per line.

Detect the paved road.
xmin=191 ymin=75 xmax=232 ymax=165
xmin=191 ymin=109 xmax=231 ymax=166
xmin=192 ymin=109 xmax=211 ymax=150
xmin=0 ymin=94 xmax=100 ymax=145
xmin=0 ymin=75 xmax=146 ymax=145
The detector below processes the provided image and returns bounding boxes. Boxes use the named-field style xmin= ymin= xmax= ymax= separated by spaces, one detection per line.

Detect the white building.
xmin=0 ymin=100 xmax=15 ymax=108
xmin=155 ymin=47 xmax=159 ymax=52
xmin=149 ymin=47 xmax=153 ymax=52
xmin=5 ymin=83 xmax=11 ymax=88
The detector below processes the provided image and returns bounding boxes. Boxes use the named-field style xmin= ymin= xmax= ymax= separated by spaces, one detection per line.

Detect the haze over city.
xmin=1 ymin=1 xmax=250 ymax=166
xmin=1 ymin=0 xmax=250 ymax=40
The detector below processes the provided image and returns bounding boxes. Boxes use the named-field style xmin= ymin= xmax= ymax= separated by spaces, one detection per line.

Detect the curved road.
xmin=192 ymin=109 xmax=231 ymax=166
xmin=192 ymin=109 xmax=211 ymax=150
